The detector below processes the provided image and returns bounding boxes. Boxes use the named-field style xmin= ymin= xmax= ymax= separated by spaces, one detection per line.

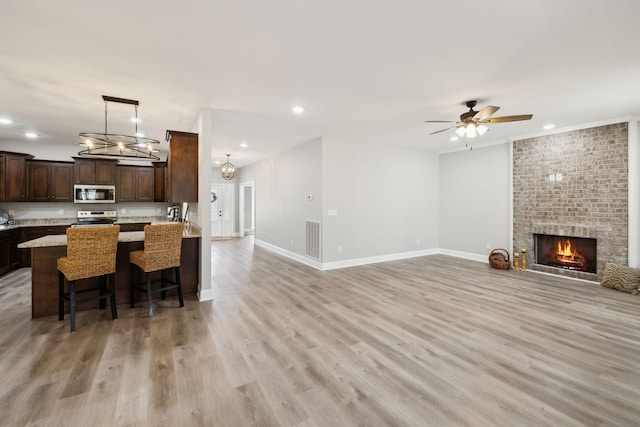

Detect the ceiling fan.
xmin=425 ymin=100 xmax=533 ymax=138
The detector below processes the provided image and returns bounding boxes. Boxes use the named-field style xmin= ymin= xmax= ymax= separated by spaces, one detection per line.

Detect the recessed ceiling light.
xmin=25 ymin=132 xmax=38 ymax=139
xmin=291 ymin=106 xmax=305 ymax=114
xmin=450 ymin=136 xmax=459 ymax=142
xmin=240 ymin=142 xmax=248 ymax=148
xmin=543 ymin=124 xmax=555 ymax=130
xmin=214 ymin=160 xmax=221 ymax=165
xmin=0 ymin=118 xmax=13 ymax=125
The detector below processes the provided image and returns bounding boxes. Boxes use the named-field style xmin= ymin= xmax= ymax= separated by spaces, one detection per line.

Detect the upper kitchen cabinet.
xmin=0 ymin=151 xmax=34 ymax=202
xmin=152 ymin=162 xmax=166 ymax=202
xmin=73 ymin=157 xmax=117 ymax=185
xmin=166 ymin=130 xmax=198 ymax=203
xmin=116 ymin=165 xmax=154 ymax=202
xmin=27 ymin=160 xmax=74 ymax=202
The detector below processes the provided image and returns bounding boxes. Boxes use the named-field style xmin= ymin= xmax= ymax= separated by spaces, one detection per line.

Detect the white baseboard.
xmin=438 ymin=248 xmax=488 ymax=264
xmin=322 ymin=248 xmax=440 ymax=270
xmin=198 ymin=288 xmax=215 ymax=301
xmin=254 ymin=239 xmax=323 ymax=270
xmin=253 ymin=241 xmax=491 ymax=271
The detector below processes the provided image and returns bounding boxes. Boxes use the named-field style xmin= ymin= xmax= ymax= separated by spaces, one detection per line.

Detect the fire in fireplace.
xmin=534 ymin=234 xmax=597 ymax=274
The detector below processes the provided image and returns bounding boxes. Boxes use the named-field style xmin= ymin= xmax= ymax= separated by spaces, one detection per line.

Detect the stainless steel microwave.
xmin=74 ymin=184 xmax=116 ymax=203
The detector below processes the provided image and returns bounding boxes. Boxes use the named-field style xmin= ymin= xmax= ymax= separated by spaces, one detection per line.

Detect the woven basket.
xmin=489 ymin=248 xmax=511 ymax=270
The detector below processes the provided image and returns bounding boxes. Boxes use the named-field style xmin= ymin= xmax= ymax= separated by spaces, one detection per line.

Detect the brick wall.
xmin=513 ymin=122 xmax=628 ymax=281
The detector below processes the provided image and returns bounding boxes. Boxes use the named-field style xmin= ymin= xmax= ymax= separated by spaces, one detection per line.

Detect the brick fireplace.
xmin=513 ymin=122 xmax=628 ymax=281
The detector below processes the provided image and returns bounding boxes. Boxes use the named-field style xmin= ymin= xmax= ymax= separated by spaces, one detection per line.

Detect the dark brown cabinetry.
xmin=116 ymin=165 xmax=154 ymax=202
xmin=0 ymin=152 xmax=33 ymax=202
xmin=73 ymin=158 xmax=117 ymax=185
xmin=166 ymin=130 xmax=198 ymax=203
xmin=117 ymin=222 xmax=150 ymax=232
xmin=19 ymin=225 xmax=68 ymax=267
xmin=0 ymin=228 xmax=21 ymax=275
xmin=152 ymin=162 xmax=166 ymax=202
xmin=27 ymin=160 xmax=74 ymax=202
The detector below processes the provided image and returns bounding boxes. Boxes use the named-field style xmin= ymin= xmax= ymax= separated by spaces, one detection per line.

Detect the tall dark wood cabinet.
xmin=0 ymin=151 xmax=33 ymax=202
xmin=116 ymin=165 xmax=154 ymax=202
xmin=27 ymin=160 xmax=74 ymax=202
xmin=152 ymin=162 xmax=167 ymax=202
xmin=73 ymin=158 xmax=117 ymax=185
xmin=165 ymin=130 xmax=198 ymax=203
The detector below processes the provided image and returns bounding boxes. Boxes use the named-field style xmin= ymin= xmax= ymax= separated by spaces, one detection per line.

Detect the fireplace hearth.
xmin=534 ymin=234 xmax=597 ymax=274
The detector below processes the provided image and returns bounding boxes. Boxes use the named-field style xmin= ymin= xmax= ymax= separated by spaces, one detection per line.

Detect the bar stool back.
xmin=57 ymin=225 xmax=120 ymax=332
xmin=129 ymin=222 xmax=185 ymax=317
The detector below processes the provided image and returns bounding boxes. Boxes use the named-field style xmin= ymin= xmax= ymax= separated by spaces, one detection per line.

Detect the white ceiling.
xmin=2 ymin=1 xmax=640 ymax=168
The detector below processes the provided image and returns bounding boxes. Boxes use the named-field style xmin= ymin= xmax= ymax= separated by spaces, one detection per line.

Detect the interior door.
xmin=211 ymin=186 xmax=222 ymax=237
xmin=211 ymin=184 xmax=234 ymax=237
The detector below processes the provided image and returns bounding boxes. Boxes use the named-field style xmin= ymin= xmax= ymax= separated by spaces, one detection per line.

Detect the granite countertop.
xmin=0 ymin=224 xmax=21 ymax=231
xmin=18 ymin=226 xmax=201 ymax=249
xmin=1 ymin=217 xmax=191 ymax=232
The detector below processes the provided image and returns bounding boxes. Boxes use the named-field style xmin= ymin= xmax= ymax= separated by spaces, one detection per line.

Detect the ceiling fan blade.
xmin=472 ymin=105 xmax=499 ymax=121
xmin=483 ymin=114 xmax=533 ymax=123
xmin=424 ymin=120 xmax=457 ymax=123
xmin=429 ymin=126 xmax=456 ymax=135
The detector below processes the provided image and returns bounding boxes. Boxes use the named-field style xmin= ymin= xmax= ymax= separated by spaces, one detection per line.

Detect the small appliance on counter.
xmin=0 ymin=209 xmax=10 ymax=225
xmin=71 ymin=210 xmax=117 ymax=227
xmin=167 ymin=206 xmax=182 ymax=222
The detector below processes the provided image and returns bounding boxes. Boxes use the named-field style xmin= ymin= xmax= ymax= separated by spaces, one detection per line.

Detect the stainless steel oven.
xmin=70 ymin=210 xmax=117 ymax=227
xmin=74 ymin=184 xmax=116 ymax=203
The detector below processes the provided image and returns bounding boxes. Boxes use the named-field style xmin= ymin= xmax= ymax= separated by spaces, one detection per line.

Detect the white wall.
xmin=243 ymin=186 xmax=253 ymax=232
xmin=439 ymin=143 xmax=511 ymax=257
xmin=240 ymin=138 xmax=323 ymax=257
xmin=322 ymin=137 xmax=440 ymax=263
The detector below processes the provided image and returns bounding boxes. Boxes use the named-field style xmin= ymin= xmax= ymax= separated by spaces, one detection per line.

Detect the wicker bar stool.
xmin=129 ymin=222 xmax=185 ymax=317
xmin=57 ymin=225 xmax=120 ymax=333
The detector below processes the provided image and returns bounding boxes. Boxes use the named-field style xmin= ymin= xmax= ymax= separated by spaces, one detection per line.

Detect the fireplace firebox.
xmin=534 ymin=234 xmax=597 ymax=274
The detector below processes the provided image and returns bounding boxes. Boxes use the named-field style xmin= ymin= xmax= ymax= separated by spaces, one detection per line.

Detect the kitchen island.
xmin=18 ymin=227 xmax=201 ymax=318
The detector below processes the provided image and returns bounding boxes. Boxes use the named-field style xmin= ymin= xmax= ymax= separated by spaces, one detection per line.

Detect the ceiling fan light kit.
xmin=78 ymin=95 xmax=160 ymax=160
xmin=426 ymin=100 xmax=533 ymax=139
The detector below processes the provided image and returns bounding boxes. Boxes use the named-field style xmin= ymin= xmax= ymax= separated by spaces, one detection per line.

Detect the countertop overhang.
xmin=18 ymin=228 xmax=200 ymax=249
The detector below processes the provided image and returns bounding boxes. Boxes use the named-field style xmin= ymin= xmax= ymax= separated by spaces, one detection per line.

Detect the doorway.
xmin=238 ymin=181 xmax=255 ymax=236
xmin=211 ymin=183 xmax=234 ymax=237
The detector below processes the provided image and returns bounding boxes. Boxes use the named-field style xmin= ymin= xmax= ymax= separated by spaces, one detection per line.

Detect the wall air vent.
xmin=305 ymin=220 xmax=321 ymax=260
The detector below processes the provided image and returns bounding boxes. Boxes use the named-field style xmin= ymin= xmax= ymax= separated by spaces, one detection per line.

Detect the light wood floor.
xmin=1 ymin=237 xmax=640 ymax=426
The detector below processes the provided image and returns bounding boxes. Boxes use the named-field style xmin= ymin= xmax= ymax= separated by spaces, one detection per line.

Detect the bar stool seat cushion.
xmin=129 ymin=222 xmax=185 ymax=317
xmin=57 ymin=225 xmax=120 ymax=332
xmin=130 ymin=223 xmax=183 ymax=272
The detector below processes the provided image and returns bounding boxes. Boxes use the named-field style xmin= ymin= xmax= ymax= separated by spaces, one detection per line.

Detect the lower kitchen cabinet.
xmin=20 ymin=225 xmax=69 ymax=267
xmin=0 ymin=228 xmax=21 ymax=275
xmin=117 ymin=222 xmax=150 ymax=232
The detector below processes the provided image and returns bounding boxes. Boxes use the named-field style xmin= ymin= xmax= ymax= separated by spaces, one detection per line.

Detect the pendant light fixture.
xmin=78 ymin=95 xmax=160 ymax=160
xmin=220 ymin=154 xmax=237 ymax=180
